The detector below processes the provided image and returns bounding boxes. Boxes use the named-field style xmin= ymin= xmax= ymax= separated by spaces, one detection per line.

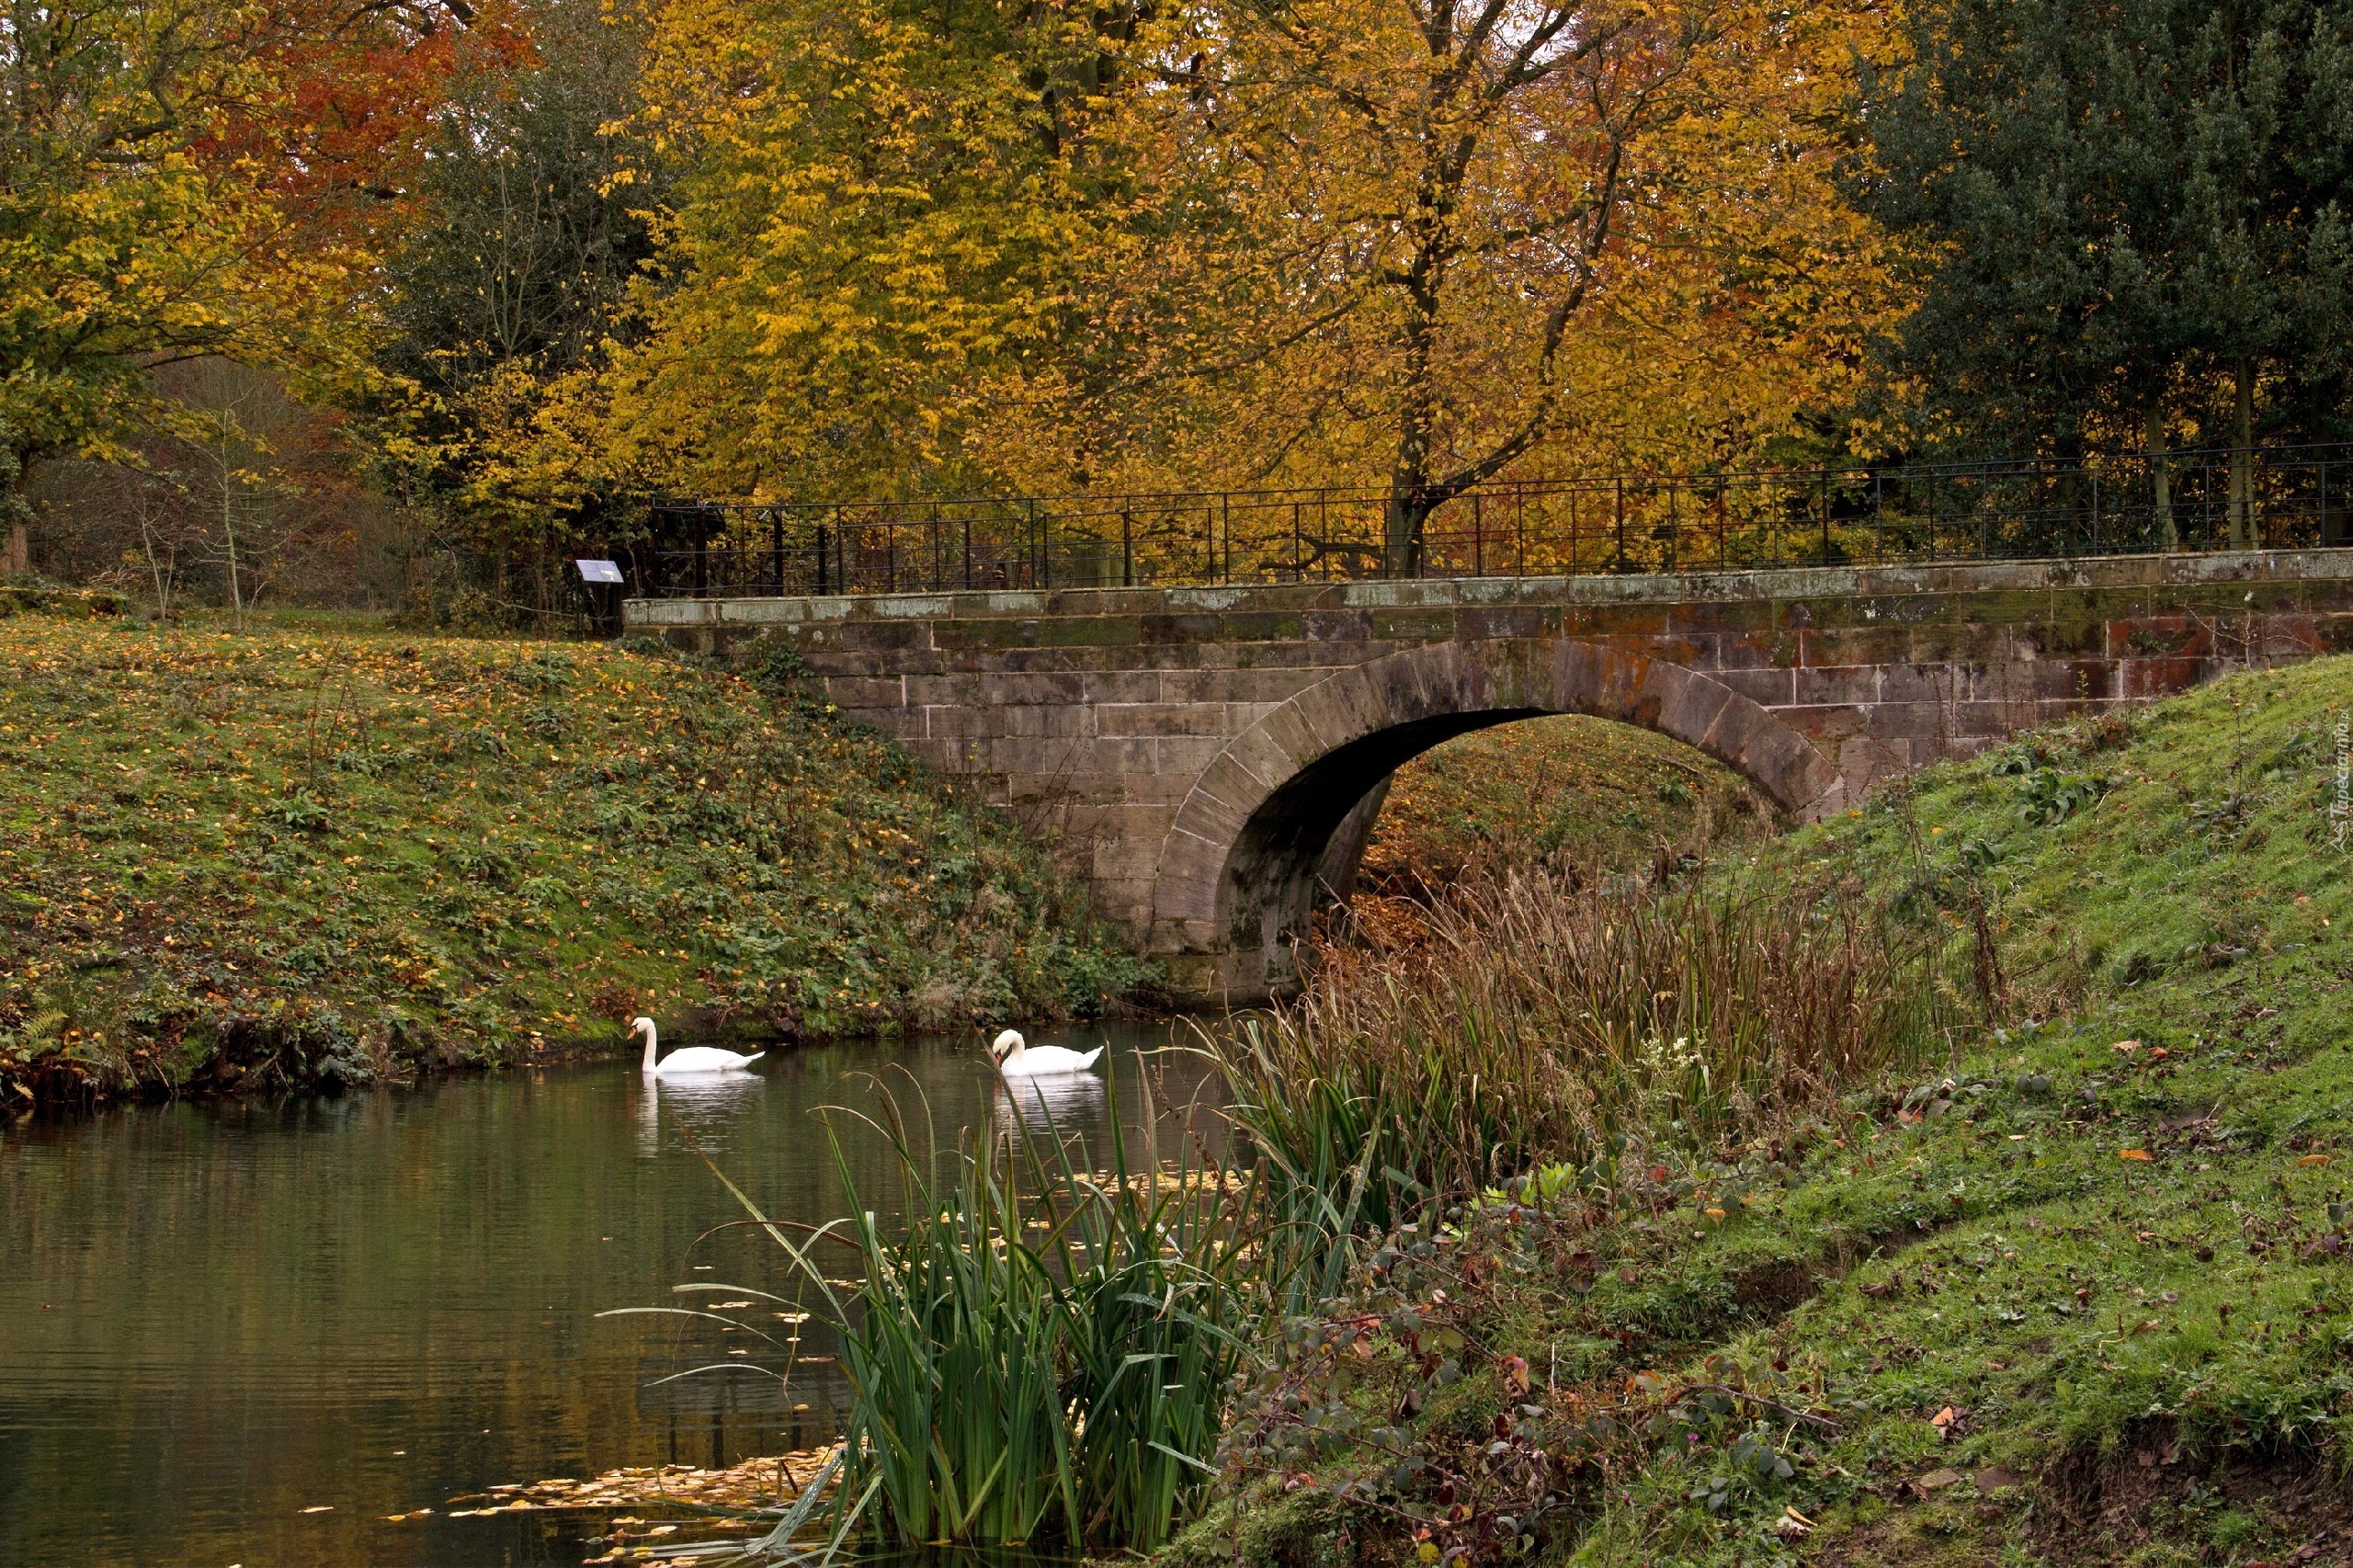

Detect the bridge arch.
xmin=1149 ymin=640 xmax=1846 ymax=998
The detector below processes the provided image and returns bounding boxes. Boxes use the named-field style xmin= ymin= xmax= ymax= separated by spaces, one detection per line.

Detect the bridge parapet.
xmin=628 ymin=551 xmax=2353 ymax=999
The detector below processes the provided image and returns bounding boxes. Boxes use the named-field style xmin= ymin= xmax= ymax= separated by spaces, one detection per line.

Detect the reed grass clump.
xmin=740 ymin=1079 xmax=1256 ymax=1555
xmin=1222 ymin=865 xmax=1944 ymax=1232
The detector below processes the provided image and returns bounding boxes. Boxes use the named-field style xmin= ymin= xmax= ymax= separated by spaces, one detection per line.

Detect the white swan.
xmin=633 ymin=1016 xmax=764 ymax=1075
xmin=988 ymin=1028 xmax=1102 ymax=1077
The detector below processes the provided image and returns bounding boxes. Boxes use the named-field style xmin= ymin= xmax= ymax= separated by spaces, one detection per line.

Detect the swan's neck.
xmin=640 ymin=1024 xmax=657 ymax=1073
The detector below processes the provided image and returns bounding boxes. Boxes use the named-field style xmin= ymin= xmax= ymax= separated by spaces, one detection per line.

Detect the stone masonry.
xmin=628 ymin=549 xmax=2353 ymax=1000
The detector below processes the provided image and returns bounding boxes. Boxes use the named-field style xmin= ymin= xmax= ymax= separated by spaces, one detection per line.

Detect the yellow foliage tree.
xmin=566 ymin=0 xmax=1910 ymax=561
xmin=981 ymin=0 xmax=1913 ymax=571
xmin=573 ymin=0 xmax=1103 ymax=503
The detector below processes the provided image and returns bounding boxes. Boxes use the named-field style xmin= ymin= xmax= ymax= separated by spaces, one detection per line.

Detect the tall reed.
xmin=1221 ymin=864 xmax=1942 ymax=1228
xmin=733 ymin=1073 xmax=1256 ymax=1554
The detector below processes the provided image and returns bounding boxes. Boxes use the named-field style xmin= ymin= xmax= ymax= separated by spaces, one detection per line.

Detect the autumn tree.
xmin=0 ymin=0 xmax=471 ymax=576
xmin=1033 ymin=0 xmax=1907 ymax=573
xmin=560 ymin=0 xmax=1900 ymax=572
xmin=565 ymin=0 xmax=1100 ymax=504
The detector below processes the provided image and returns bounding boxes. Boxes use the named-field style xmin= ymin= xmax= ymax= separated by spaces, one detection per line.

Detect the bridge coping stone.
xmin=627 ymin=548 xmax=2353 ymax=630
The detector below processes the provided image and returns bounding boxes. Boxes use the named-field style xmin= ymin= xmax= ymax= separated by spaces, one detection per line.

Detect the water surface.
xmin=0 ymin=1019 xmax=1220 ymax=1566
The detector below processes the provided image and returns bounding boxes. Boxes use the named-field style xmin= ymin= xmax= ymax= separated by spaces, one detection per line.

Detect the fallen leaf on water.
xmin=300 ymin=1506 xmax=333 ymax=1514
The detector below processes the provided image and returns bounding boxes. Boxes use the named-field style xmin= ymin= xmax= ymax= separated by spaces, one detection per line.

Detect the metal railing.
xmin=640 ymin=445 xmax=2353 ymax=599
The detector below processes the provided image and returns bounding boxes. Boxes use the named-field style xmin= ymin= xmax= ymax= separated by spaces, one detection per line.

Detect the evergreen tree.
xmin=1859 ymin=0 xmax=2353 ymax=501
xmin=370 ymin=0 xmax=662 ymax=535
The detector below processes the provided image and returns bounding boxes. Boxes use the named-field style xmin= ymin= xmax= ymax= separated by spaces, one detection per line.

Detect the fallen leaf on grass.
xmin=2120 ymin=1149 xmax=2153 ymax=1161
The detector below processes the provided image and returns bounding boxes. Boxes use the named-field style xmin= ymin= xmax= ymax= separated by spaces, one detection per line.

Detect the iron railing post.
xmin=1818 ymin=471 xmax=1830 ymax=564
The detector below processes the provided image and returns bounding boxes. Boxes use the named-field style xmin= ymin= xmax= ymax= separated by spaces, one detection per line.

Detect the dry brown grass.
xmin=1222 ymin=864 xmax=1945 ymax=1229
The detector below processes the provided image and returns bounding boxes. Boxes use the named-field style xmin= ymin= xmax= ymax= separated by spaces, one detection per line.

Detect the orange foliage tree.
xmin=0 ymin=0 xmax=485 ymax=571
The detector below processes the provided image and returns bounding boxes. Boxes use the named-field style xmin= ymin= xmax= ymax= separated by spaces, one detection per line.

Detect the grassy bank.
xmin=1183 ymin=656 xmax=2353 ymax=1567
xmin=1358 ymin=715 xmax=1779 ymax=900
xmin=0 ymin=613 xmax=1147 ymax=1108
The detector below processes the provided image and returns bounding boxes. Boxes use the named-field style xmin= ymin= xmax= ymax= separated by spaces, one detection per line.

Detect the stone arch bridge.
xmin=630 ymin=551 xmax=2353 ymax=1000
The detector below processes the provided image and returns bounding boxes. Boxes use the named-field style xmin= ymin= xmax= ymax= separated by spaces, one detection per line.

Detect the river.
xmin=0 ymin=1019 xmax=1222 ymax=1566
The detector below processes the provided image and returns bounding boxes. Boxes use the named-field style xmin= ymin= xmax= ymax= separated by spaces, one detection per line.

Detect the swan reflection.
xmin=992 ymin=1066 xmax=1109 ymax=1144
xmin=636 ymin=1069 xmax=767 ymax=1158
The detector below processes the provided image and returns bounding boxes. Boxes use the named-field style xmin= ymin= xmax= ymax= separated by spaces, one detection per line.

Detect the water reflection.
xmin=0 ymin=1017 xmax=1223 ymax=1568
xmin=635 ymin=1069 xmax=770 ymax=1159
xmin=991 ymin=1064 xmax=1110 ymax=1142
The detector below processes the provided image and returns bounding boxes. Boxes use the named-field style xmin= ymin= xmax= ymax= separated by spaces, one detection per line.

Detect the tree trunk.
xmin=2230 ymin=359 xmax=2254 ymax=550
xmin=1 ymin=430 xmax=29 ymax=577
xmin=222 ymin=427 xmax=245 ymax=631
xmin=1385 ymin=288 xmax=1440 ymax=577
xmin=1381 ymin=491 xmax=1427 ymax=578
xmin=2146 ymin=399 xmax=2175 ymax=549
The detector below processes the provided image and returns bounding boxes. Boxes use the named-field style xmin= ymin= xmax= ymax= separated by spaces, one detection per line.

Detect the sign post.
xmin=576 ymin=559 xmax=625 ymax=636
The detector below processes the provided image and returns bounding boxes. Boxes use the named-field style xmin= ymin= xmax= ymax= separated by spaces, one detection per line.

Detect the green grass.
xmin=0 ymin=612 xmax=1147 ymax=1107
xmin=1176 ymin=655 xmax=2353 ymax=1568
xmin=1359 ymin=714 xmax=1781 ymax=898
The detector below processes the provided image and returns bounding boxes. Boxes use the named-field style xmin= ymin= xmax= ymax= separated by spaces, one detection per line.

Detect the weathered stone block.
xmin=1713 ymin=667 xmax=1796 ymax=707
xmin=1098 ymin=702 xmax=1232 ymax=737
xmin=1792 ymin=665 xmax=1880 ymax=706
xmin=820 ymin=676 xmax=909 ymax=710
